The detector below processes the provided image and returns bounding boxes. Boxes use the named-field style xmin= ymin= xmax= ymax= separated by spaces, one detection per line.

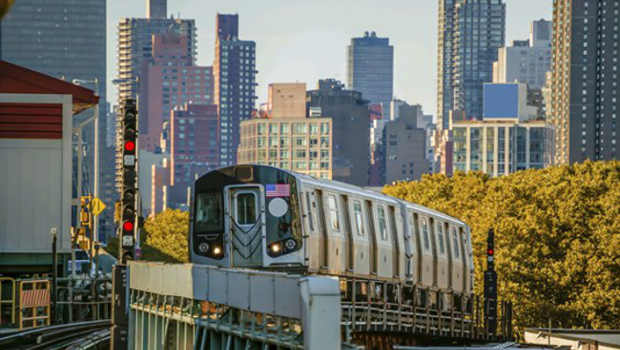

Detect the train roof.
xmin=205 ymin=165 xmax=466 ymax=226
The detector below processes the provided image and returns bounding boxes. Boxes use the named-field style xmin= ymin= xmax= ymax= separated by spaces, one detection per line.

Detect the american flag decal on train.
xmin=266 ymin=184 xmax=290 ymax=197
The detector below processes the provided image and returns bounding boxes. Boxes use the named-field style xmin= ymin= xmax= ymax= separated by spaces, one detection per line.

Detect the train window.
xmin=353 ymin=201 xmax=365 ymax=236
xmin=377 ymin=206 xmax=387 ymax=241
xmin=327 ymin=194 xmax=339 ymax=231
xmin=305 ymin=192 xmax=314 ymax=231
xmin=195 ymin=192 xmax=223 ymax=232
xmin=236 ymin=193 xmax=256 ymax=225
xmin=421 ymin=218 xmax=430 ymax=251
xmin=437 ymin=222 xmax=445 ymax=255
xmin=452 ymin=228 xmax=460 ymax=258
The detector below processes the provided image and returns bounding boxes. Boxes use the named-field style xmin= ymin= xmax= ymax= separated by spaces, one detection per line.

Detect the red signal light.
xmin=487 ymin=248 xmax=494 ymax=256
xmin=123 ymin=221 xmax=134 ymax=232
xmin=124 ymin=141 xmax=135 ymax=152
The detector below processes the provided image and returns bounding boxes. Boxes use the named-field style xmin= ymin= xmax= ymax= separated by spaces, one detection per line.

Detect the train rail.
xmin=0 ymin=320 xmax=110 ymax=349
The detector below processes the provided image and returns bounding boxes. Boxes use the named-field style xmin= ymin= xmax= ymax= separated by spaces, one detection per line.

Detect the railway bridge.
xmin=117 ymin=261 xmax=511 ymax=350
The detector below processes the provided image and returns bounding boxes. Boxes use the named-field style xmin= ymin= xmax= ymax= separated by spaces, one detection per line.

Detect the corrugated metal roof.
xmin=0 ymin=60 xmax=98 ymax=115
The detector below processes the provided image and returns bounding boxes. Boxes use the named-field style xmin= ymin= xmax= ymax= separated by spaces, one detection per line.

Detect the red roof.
xmin=0 ymin=60 xmax=99 ymax=115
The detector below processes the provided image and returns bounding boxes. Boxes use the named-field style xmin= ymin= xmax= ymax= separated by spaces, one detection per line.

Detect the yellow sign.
xmin=90 ymin=197 xmax=106 ymax=216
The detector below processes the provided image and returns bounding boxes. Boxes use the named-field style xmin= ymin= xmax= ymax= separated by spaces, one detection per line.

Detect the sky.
xmin=106 ymin=0 xmax=552 ymax=117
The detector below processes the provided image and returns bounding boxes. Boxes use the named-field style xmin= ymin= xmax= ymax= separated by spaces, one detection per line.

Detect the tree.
xmin=143 ymin=209 xmax=190 ymax=263
xmin=384 ymin=161 xmax=620 ymax=331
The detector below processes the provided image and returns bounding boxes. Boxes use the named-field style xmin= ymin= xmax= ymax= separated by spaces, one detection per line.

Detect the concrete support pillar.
xmin=300 ymin=276 xmax=341 ymax=350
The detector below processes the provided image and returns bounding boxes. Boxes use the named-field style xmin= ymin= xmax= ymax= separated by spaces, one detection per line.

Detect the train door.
xmin=226 ymin=186 xmax=265 ymax=268
xmin=364 ymin=200 xmax=377 ymax=276
xmin=407 ymin=210 xmax=420 ymax=284
xmin=314 ymin=190 xmax=328 ymax=269
xmin=341 ymin=195 xmax=354 ymax=272
xmin=449 ymin=224 xmax=465 ymax=295
xmin=376 ymin=204 xmax=393 ymax=279
xmin=418 ymin=215 xmax=434 ymax=287
xmin=387 ymin=205 xmax=401 ymax=278
xmin=304 ymin=190 xmax=320 ymax=271
xmin=462 ymin=226 xmax=474 ymax=296
xmin=434 ymin=220 xmax=449 ymax=291
xmin=352 ymin=199 xmax=370 ymax=275
xmin=324 ymin=192 xmax=346 ymax=274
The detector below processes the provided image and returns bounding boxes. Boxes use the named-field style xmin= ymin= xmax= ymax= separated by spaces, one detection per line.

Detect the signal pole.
xmin=111 ymin=99 xmax=138 ymax=350
xmin=484 ymin=228 xmax=498 ymax=336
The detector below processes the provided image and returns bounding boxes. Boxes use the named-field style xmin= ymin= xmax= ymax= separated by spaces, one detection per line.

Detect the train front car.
xmin=190 ymin=165 xmax=305 ymax=269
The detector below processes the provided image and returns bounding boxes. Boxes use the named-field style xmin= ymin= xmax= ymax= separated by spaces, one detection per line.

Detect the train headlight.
xmin=198 ymin=242 xmax=209 ymax=254
xmin=284 ymin=239 xmax=296 ymax=251
xmin=270 ymin=243 xmax=281 ymax=253
xmin=213 ymin=246 xmax=222 ymax=255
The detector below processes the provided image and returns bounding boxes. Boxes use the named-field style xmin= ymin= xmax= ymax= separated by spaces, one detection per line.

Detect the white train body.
xmin=190 ymin=165 xmax=474 ymax=306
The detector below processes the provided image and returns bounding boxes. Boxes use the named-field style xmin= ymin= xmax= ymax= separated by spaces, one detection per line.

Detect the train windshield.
xmin=195 ymin=192 xmax=223 ymax=232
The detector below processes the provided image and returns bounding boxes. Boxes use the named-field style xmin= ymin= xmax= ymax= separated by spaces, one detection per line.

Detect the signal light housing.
xmin=119 ymin=98 xmax=138 ymax=265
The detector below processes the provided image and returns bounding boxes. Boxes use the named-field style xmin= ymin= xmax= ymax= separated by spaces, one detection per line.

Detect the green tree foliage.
xmin=383 ymin=161 xmax=620 ymax=331
xmin=104 ymin=209 xmax=189 ymax=263
xmin=143 ymin=209 xmax=190 ymax=263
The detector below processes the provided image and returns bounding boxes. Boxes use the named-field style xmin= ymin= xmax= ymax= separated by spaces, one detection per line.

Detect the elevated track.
xmin=0 ymin=320 xmax=110 ymax=349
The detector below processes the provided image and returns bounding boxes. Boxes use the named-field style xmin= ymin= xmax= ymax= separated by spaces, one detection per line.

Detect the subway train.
xmin=189 ymin=165 xmax=474 ymax=309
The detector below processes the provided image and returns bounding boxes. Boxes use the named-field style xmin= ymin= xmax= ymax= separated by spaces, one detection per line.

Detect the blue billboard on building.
xmin=483 ymin=83 xmax=519 ymax=118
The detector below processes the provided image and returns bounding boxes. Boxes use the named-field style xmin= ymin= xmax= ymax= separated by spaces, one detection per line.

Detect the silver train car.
xmin=189 ymin=165 xmax=474 ymax=309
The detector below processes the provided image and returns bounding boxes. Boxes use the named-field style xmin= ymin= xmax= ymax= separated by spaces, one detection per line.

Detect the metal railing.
xmin=55 ymin=275 xmax=112 ymax=323
xmin=340 ymin=278 xmax=513 ymax=342
xmin=0 ymin=277 xmax=16 ymax=326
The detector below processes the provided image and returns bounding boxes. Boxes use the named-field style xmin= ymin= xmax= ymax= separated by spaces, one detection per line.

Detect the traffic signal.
xmin=484 ymin=228 xmax=498 ymax=335
xmin=486 ymin=228 xmax=495 ymax=269
xmin=119 ymin=99 xmax=138 ymax=264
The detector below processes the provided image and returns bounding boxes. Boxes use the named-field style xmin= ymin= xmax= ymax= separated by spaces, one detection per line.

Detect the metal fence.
xmin=0 ymin=276 xmax=111 ymax=329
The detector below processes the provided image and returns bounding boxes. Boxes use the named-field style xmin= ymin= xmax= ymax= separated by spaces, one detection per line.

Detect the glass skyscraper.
xmin=436 ymin=0 xmax=506 ymax=129
xmin=347 ymin=31 xmax=394 ymax=108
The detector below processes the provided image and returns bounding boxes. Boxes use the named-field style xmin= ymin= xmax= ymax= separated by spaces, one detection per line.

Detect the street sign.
xmin=90 ymin=197 xmax=106 ymax=216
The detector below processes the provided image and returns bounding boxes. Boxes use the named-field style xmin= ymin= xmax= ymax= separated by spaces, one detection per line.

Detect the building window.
xmin=293 ymin=123 xmax=307 ymax=134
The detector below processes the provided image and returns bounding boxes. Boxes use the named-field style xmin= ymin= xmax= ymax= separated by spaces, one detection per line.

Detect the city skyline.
xmin=107 ymin=0 xmax=552 ymax=117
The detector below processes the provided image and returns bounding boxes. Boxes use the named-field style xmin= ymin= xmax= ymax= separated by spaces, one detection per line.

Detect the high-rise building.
xmin=493 ymin=19 xmax=552 ymax=89
xmin=140 ymin=32 xmax=213 ymax=152
xmin=116 ymin=15 xmax=196 ymax=109
xmin=549 ymin=0 xmax=619 ymax=164
xmin=452 ymin=120 xmax=547 ymax=176
xmin=347 ymin=31 xmax=394 ymax=107
xmin=436 ymin=0 xmax=506 ymax=128
xmin=268 ymin=83 xmax=306 ymax=118
xmin=384 ymin=109 xmax=430 ymax=183
xmin=168 ymin=104 xmax=219 ymax=206
xmin=238 ymin=83 xmax=333 ymax=180
xmin=214 ymin=14 xmax=257 ymax=166
xmin=452 ymin=81 xmax=549 ymax=176
xmin=147 ymin=0 xmax=167 ymax=19
xmin=307 ymin=79 xmax=370 ymax=186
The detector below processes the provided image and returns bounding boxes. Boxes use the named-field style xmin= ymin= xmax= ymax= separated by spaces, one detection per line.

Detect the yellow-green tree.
xmin=143 ymin=209 xmax=190 ymax=263
xmin=384 ymin=161 xmax=620 ymax=331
